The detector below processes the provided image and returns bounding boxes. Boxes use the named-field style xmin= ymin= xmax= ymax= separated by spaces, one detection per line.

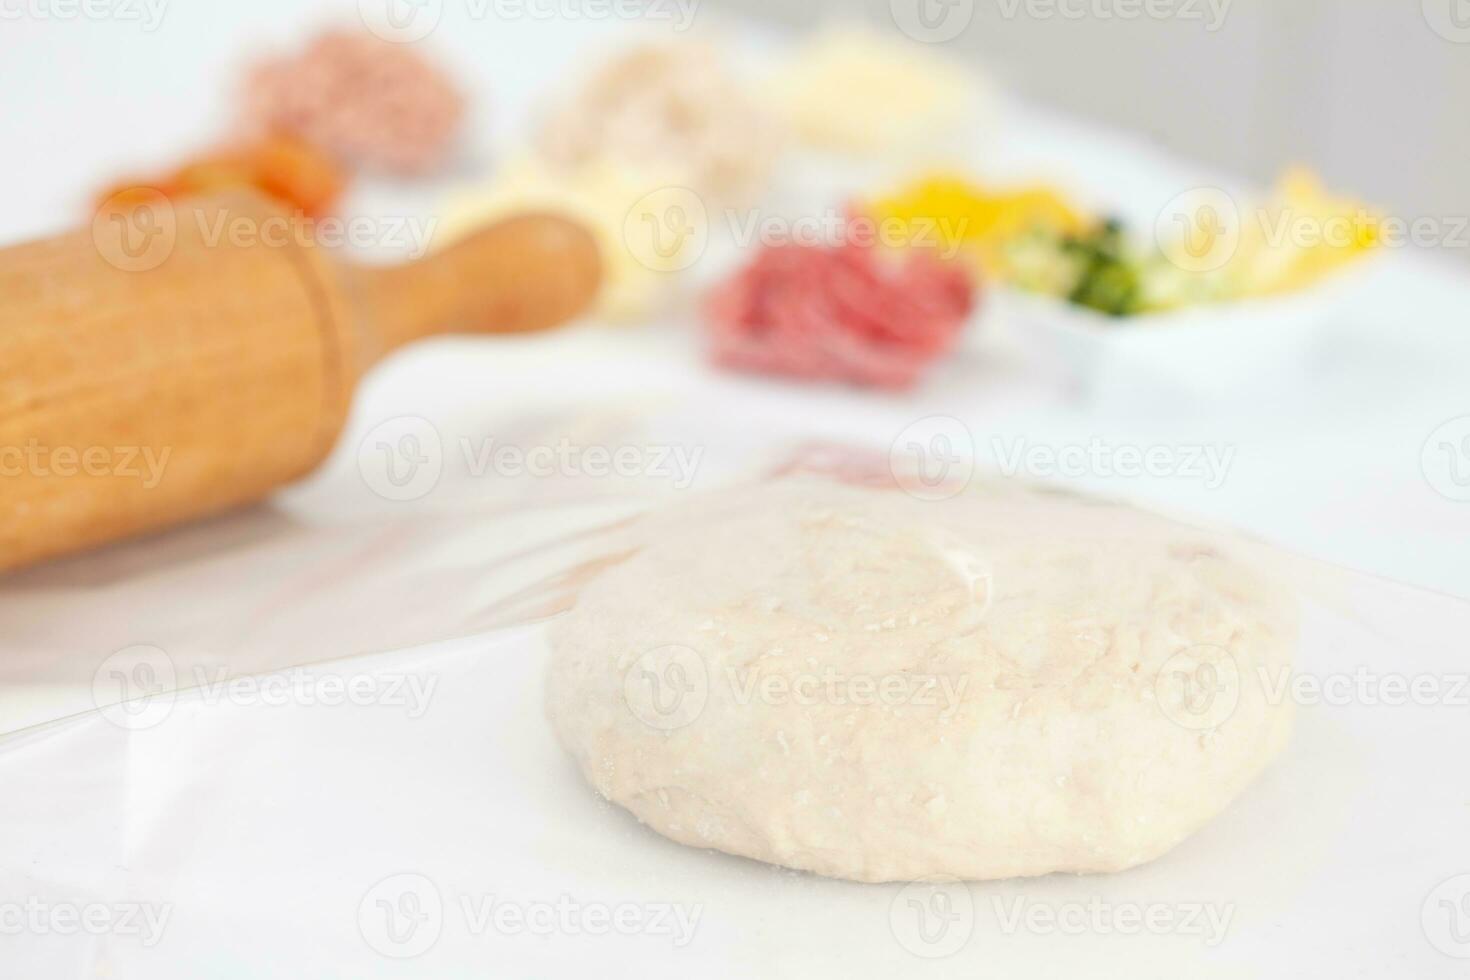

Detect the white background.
xmin=2 ymin=2 xmax=1470 ymax=977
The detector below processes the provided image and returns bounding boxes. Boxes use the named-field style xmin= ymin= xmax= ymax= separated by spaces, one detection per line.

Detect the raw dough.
xmin=546 ymin=477 xmax=1296 ymax=882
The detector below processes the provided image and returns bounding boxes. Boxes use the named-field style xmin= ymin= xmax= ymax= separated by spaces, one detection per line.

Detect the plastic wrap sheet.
xmin=2 ymin=437 xmax=1468 ymax=978
xmin=0 ymin=403 xmax=727 ymax=737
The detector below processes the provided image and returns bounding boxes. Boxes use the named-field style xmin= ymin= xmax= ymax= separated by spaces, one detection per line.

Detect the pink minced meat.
xmin=705 ymin=241 xmax=977 ymax=389
xmin=240 ymin=29 xmax=464 ymax=176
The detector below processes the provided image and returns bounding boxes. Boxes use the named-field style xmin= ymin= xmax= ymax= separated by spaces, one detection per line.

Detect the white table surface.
xmin=3 ymin=4 xmax=1470 ymax=978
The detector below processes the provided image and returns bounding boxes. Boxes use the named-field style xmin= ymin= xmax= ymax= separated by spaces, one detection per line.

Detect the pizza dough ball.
xmin=546 ymin=477 xmax=1296 ymax=883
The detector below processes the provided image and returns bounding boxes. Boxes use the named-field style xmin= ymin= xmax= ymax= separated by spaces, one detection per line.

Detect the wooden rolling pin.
xmin=0 ymin=189 xmax=601 ymax=572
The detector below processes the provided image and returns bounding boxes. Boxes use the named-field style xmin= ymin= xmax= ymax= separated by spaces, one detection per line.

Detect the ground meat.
xmin=240 ymin=28 xmax=464 ymax=176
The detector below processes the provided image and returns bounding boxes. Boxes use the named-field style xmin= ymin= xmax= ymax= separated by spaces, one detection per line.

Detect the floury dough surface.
xmin=546 ymin=477 xmax=1297 ymax=883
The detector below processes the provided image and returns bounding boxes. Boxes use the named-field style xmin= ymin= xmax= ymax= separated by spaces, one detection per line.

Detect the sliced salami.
xmin=705 ymin=236 xmax=977 ymax=389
